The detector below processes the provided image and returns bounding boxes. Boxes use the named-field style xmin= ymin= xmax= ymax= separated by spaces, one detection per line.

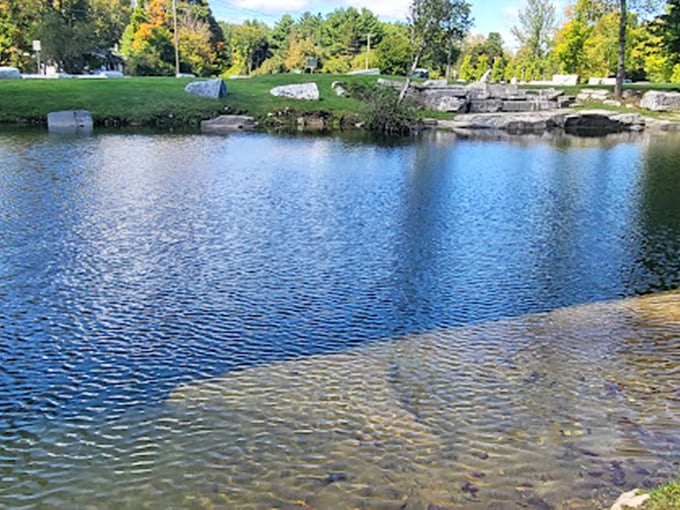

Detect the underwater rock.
xmin=609 ymin=489 xmax=649 ymax=510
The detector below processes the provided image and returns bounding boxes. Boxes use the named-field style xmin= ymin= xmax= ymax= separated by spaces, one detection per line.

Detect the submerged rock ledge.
xmin=434 ymin=109 xmax=680 ymax=134
xmin=169 ymin=290 xmax=680 ymax=510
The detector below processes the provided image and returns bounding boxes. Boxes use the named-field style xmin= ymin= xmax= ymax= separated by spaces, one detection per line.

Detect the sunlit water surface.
xmin=0 ymin=129 xmax=679 ymax=509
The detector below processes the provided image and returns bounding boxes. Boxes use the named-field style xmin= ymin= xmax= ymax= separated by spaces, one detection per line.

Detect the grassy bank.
xmin=2 ymin=74 xmax=680 ymax=128
xmin=0 ymin=74 xmax=381 ymax=127
xmin=645 ymin=475 xmax=680 ymax=509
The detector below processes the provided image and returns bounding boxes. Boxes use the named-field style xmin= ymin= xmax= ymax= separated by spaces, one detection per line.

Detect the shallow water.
xmin=0 ymin=129 xmax=679 ymax=508
xmin=168 ymin=291 xmax=680 ymax=509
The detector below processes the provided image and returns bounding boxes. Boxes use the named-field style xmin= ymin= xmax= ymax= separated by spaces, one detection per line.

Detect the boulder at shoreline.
xmin=47 ymin=110 xmax=93 ymax=134
xmin=433 ymin=109 xmax=680 ymax=134
xmin=201 ymin=115 xmax=256 ymax=133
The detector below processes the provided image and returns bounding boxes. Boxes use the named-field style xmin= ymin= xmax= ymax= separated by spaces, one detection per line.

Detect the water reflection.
xmin=0 ymin=130 xmax=679 ymax=508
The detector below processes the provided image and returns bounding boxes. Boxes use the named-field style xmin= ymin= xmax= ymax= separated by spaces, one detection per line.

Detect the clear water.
xmin=0 ymin=129 xmax=678 ymax=509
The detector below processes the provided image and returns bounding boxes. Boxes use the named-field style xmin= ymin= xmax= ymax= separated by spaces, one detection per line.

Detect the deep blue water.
xmin=1 ymin=129 xmax=679 ymax=428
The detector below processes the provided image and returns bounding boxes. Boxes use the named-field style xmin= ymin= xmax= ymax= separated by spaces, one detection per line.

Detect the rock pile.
xmin=436 ymin=109 xmax=650 ymax=134
xmin=575 ymin=88 xmax=610 ymax=103
xmin=378 ymin=79 xmax=574 ymax=113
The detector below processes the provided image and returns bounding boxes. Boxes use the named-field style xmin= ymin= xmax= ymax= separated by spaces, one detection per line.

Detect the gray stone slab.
xmin=426 ymin=95 xmax=467 ymax=112
xmin=47 ymin=110 xmax=93 ymax=134
xmin=469 ymin=99 xmax=503 ymax=113
xmin=640 ymin=90 xmax=680 ymax=112
xmin=201 ymin=115 xmax=256 ymax=133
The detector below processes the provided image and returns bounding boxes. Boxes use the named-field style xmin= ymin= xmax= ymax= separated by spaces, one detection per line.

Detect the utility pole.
xmin=172 ymin=0 xmax=180 ymax=76
xmin=365 ymin=33 xmax=372 ymax=70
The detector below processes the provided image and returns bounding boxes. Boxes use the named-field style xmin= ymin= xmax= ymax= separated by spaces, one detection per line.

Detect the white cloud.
xmin=220 ymin=0 xmax=409 ymax=20
xmin=229 ymin=0 xmax=313 ymax=14
xmin=502 ymin=5 xmax=519 ymax=21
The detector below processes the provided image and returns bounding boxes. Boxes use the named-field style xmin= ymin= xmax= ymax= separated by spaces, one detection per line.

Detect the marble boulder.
xmin=270 ymin=82 xmax=319 ymax=101
xmin=185 ymin=78 xmax=227 ymax=99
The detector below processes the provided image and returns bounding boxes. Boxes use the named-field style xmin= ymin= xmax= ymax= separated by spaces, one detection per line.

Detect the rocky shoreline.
xmin=430 ymin=109 xmax=680 ymax=135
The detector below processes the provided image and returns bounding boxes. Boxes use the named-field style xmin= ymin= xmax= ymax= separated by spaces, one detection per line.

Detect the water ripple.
xmin=0 ymin=130 xmax=679 ymax=508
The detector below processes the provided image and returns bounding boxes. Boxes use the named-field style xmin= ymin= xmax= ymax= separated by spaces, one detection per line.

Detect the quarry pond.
xmin=0 ymin=129 xmax=679 ymax=509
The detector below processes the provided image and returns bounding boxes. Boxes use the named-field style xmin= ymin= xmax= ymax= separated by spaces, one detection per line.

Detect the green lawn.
xmin=2 ymin=74 xmax=680 ymax=127
xmin=0 ymin=74 xmax=381 ymax=126
xmin=645 ymin=475 xmax=680 ymax=510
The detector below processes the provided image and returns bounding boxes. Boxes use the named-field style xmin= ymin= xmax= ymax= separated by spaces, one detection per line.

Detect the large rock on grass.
xmin=270 ymin=82 xmax=319 ymax=101
xmin=185 ymin=78 xmax=227 ymax=99
xmin=640 ymin=90 xmax=680 ymax=112
xmin=0 ymin=66 xmax=21 ymax=79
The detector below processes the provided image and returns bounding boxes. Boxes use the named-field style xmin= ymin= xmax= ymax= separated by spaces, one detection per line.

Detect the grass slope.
xmin=2 ymin=74 xmax=679 ymax=127
xmin=0 ymin=74 xmax=380 ymax=126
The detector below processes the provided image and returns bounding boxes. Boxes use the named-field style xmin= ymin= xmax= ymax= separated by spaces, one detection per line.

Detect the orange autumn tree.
xmin=121 ymin=0 xmax=227 ymax=76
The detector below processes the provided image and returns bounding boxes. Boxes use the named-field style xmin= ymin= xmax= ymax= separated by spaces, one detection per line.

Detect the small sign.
xmin=32 ymin=40 xmax=41 ymax=51
xmin=306 ymin=57 xmax=317 ymax=70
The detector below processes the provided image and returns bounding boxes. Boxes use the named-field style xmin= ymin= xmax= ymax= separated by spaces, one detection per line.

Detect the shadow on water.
xmin=3 ymin=291 xmax=677 ymax=509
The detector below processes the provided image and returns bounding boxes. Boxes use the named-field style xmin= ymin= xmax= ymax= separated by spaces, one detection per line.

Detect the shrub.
xmin=671 ymin=63 xmax=680 ymax=84
xmin=361 ymin=86 xmax=419 ymax=134
xmin=252 ymin=56 xmax=288 ymax=76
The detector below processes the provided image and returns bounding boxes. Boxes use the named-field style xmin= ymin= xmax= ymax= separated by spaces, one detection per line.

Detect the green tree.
xmin=231 ymin=20 xmax=270 ymax=75
xmin=458 ymin=53 xmax=475 ymax=79
xmin=120 ymin=0 xmax=174 ymax=75
xmin=296 ymin=11 xmax=323 ymax=43
xmin=511 ymin=0 xmax=557 ymax=66
xmin=491 ymin=52 xmax=506 ymax=80
xmin=375 ymin=24 xmax=412 ymax=75
xmin=553 ymin=0 xmax=610 ymax=75
xmin=38 ymin=1 xmax=97 ymax=74
xmin=399 ymin=0 xmax=472 ymax=103
xmin=270 ymin=13 xmax=293 ymax=53
xmin=583 ymin=10 xmax=622 ymax=76
xmin=614 ymin=0 xmax=663 ymax=96
xmin=455 ymin=32 xmax=508 ymax=82
xmin=659 ymin=0 xmax=680 ymax=54
xmin=178 ymin=0 xmax=228 ymax=74
xmin=89 ymin=0 xmax=131 ymax=51
xmin=630 ymin=21 xmax=668 ymax=81
xmin=0 ymin=0 xmax=44 ymax=69
xmin=121 ymin=0 xmax=225 ymax=76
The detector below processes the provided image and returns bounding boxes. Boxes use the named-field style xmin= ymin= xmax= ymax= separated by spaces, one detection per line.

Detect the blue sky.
xmin=209 ymin=0 xmax=569 ymax=47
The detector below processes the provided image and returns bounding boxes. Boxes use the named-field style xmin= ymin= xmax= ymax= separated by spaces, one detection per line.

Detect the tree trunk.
xmin=398 ymin=44 xmax=424 ymax=105
xmin=445 ymin=42 xmax=452 ymax=82
xmin=615 ymin=0 xmax=626 ymax=99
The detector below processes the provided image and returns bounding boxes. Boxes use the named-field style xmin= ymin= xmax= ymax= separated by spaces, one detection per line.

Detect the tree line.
xmin=460 ymin=0 xmax=680 ymax=87
xmin=1 ymin=0 xmax=680 ymax=86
